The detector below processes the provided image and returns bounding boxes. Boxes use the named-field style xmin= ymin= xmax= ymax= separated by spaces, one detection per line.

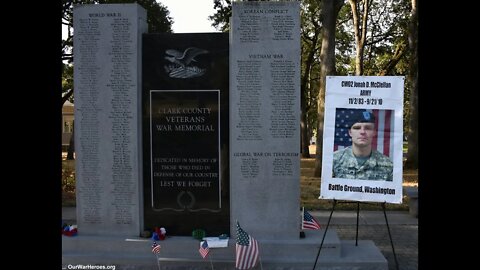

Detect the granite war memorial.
xmin=63 ymin=2 xmax=389 ymax=269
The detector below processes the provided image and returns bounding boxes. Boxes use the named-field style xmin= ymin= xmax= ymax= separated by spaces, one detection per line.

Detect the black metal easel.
xmin=312 ymin=199 xmax=399 ymax=270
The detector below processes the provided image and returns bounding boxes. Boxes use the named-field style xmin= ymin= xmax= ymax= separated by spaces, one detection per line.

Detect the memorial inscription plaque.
xmin=150 ymin=90 xmax=220 ymax=211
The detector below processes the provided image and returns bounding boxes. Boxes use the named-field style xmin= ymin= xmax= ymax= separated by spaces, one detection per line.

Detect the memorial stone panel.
xmin=73 ymin=4 xmax=147 ymax=236
xmin=230 ymin=1 xmax=301 ymax=239
xmin=142 ymin=33 xmax=230 ymax=236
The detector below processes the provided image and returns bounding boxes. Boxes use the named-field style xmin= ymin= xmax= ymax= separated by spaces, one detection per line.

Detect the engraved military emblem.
xmin=164 ymin=47 xmax=209 ymax=79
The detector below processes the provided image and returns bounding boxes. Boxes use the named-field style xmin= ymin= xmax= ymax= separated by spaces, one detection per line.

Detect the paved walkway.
xmin=311 ymin=210 xmax=418 ymax=270
xmin=63 ymin=208 xmax=417 ymax=270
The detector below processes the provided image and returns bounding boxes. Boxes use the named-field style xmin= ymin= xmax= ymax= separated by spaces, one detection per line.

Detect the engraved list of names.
xmin=73 ymin=4 xmax=146 ymax=236
xmin=230 ymin=1 xmax=301 ymax=239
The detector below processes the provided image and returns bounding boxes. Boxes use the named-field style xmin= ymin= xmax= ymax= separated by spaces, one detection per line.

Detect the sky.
xmin=159 ymin=0 xmax=218 ymax=33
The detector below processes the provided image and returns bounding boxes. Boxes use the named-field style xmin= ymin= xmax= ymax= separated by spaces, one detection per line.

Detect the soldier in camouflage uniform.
xmin=332 ymin=110 xmax=393 ymax=181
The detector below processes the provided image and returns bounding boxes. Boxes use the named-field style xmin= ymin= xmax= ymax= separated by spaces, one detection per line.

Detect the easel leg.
xmin=382 ymin=202 xmax=399 ymax=270
xmin=312 ymin=199 xmax=337 ymax=270
xmin=355 ymin=202 xmax=360 ymax=246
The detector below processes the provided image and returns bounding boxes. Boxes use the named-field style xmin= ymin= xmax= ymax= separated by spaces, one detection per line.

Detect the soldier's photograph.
xmin=332 ymin=108 xmax=393 ymax=181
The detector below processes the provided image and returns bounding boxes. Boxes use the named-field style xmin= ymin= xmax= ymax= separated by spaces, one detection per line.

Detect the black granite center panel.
xmin=142 ymin=33 xmax=229 ymax=236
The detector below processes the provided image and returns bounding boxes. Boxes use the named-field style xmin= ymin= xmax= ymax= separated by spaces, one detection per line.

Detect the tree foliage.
xmin=332 ymin=0 xmax=413 ymax=135
xmin=336 ymin=0 xmax=411 ymax=76
xmin=62 ymin=63 xmax=74 ymax=104
xmin=209 ymin=0 xmax=232 ymax=32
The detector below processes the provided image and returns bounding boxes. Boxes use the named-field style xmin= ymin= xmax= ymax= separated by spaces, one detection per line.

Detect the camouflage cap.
xmin=349 ymin=110 xmax=375 ymax=128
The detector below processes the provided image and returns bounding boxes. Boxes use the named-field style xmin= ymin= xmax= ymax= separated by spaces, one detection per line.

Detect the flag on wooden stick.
xmin=199 ymin=240 xmax=210 ymax=259
xmin=302 ymin=208 xmax=321 ymax=230
xmin=235 ymin=222 xmax=259 ymax=269
xmin=151 ymin=241 xmax=161 ymax=254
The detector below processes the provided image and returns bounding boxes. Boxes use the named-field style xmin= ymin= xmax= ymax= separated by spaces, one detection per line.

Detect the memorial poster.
xmin=320 ymin=76 xmax=404 ymax=203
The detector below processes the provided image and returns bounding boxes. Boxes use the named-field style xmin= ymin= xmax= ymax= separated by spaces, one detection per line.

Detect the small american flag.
xmin=303 ymin=209 xmax=321 ymax=230
xmin=199 ymin=240 xmax=210 ymax=259
xmin=151 ymin=241 xmax=161 ymax=254
xmin=334 ymin=108 xmax=394 ymax=157
xmin=235 ymin=222 xmax=259 ymax=269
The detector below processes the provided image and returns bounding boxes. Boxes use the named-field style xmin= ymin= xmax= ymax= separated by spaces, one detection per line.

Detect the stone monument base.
xmin=62 ymin=229 xmax=387 ymax=269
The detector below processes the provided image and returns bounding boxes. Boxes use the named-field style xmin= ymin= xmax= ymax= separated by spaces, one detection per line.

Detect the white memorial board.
xmin=320 ymin=76 xmax=404 ymax=203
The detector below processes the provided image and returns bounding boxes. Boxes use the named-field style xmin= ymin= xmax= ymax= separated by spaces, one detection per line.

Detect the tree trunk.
xmin=67 ymin=120 xmax=75 ymax=160
xmin=301 ymin=90 xmax=311 ymax=157
xmin=377 ymin=41 xmax=407 ymax=76
xmin=349 ymin=0 xmax=370 ymax=76
xmin=301 ymin=30 xmax=320 ymax=158
xmin=405 ymin=0 xmax=418 ymax=169
xmin=314 ymin=0 xmax=344 ymax=177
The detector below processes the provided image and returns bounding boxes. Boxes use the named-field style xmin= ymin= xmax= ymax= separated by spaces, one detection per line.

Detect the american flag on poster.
xmin=199 ymin=240 xmax=210 ymax=259
xmin=334 ymin=108 xmax=394 ymax=157
xmin=235 ymin=222 xmax=259 ymax=270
